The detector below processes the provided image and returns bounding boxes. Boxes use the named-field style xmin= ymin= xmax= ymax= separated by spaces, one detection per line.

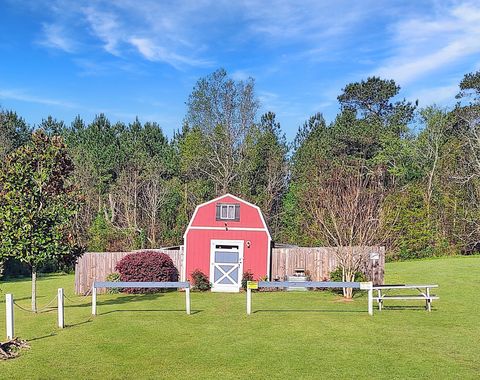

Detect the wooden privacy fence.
xmin=75 ymin=248 xmax=184 ymax=295
xmin=75 ymin=246 xmax=384 ymax=294
xmin=270 ymin=246 xmax=385 ymax=285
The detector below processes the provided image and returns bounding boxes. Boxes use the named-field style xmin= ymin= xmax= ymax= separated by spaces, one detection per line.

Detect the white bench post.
xmin=58 ymin=288 xmax=64 ymax=328
xmin=426 ymin=287 xmax=431 ymax=312
xmin=247 ymin=288 xmax=252 ymax=315
xmin=368 ymin=286 xmax=373 ymax=316
xmin=6 ymin=294 xmax=14 ymax=340
xmin=185 ymin=287 xmax=191 ymax=315
xmin=92 ymin=285 xmax=97 ymax=316
xmin=360 ymin=282 xmax=374 ymax=316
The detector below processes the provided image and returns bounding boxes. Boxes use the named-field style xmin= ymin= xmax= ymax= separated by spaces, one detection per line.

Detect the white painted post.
xmin=185 ymin=287 xmax=191 ymax=315
xmin=57 ymin=288 xmax=64 ymax=328
xmin=92 ymin=286 xmax=97 ymax=316
xmin=368 ymin=283 xmax=373 ymax=316
xmin=247 ymin=287 xmax=252 ymax=315
xmin=426 ymin=287 xmax=431 ymax=312
xmin=6 ymin=294 xmax=14 ymax=340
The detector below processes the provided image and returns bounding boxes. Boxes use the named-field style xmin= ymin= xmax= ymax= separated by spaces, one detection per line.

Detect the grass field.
xmin=0 ymin=256 xmax=479 ymax=379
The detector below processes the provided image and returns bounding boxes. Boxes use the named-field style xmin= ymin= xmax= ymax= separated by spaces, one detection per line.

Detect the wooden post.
xmin=247 ymin=288 xmax=252 ymax=315
xmin=368 ymin=283 xmax=373 ymax=316
xmin=185 ymin=287 xmax=191 ymax=315
xmin=57 ymin=288 xmax=64 ymax=328
xmin=6 ymin=294 xmax=14 ymax=340
xmin=92 ymin=286 xmax=97 ymax=316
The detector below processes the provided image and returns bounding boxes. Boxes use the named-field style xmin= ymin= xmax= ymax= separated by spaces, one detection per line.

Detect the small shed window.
xmin=216 ymin=203 xmax=240 ymax=221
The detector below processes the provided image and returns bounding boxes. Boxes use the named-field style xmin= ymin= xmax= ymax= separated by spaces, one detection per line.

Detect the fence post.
xmin=368 ymin=283 xmax=373 ymax=316
xmin=185 ymin=287 xmax=191 ymax=315
xmin=6 ymin=294 xmax=14 ymax=340
xmin=247 ymin=288 xmax=252 ymax=315
xmin=92 ymin=285 xmax=97 ymax=316
xmin=57 ymin=288 xmax=64 ymax=328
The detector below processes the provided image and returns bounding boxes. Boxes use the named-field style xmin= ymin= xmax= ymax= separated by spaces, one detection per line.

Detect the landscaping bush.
xmin=329 ymin=266 xmax=367 ymax=283
xmin=241 ymin=270 xmax=254 ymax=290
xmin=190 ymin=269 xmax=211 ymax=291
xmin=106 ymin=272 xmax=121 ymax=294
xmin=329 ymin=266 xmax=367 ymax=295
xmin=115 ymin=251 xmax=179 ymax=294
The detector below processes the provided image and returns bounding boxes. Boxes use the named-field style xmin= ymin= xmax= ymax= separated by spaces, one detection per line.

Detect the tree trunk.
xmin=150 ymin=214 xmax=156 ymax=248
xmin=31 ymin=267 xmax=37 ymax=312
xmin=108 ymin=193 xmax=116 ymax=224
xmin=342 ymin=267 xmax=354 ymax=299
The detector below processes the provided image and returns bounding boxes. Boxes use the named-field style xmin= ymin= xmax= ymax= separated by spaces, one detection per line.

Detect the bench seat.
xmin=373 ymin=296 xmax=439 ymax=300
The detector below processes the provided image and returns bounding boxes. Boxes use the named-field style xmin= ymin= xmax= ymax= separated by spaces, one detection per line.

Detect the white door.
xmin=210 ymin=240 xmax=243 ymax=292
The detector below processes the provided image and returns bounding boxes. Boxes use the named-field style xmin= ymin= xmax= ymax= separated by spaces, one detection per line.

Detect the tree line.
xmin=2 ymin=68 xmax=480 ymax=263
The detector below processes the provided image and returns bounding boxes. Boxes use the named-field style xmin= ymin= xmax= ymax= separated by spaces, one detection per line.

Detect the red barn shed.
xmin=183 ymin=194 xmax=271 ymax=292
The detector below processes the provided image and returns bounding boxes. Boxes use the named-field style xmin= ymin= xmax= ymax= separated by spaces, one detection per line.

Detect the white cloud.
xmin=35 ymin=0 xmax=379 ymax=69
xmin=0 ymin=88 xmax=76 ymax=108
xmin=39 ymin=23 xmax=76 ymax=53
xmin=36 ymin=1 xmax=217 ymax=68
xmin=373 ymin=2 xmax=480 ymax=85
xmin=240 ymin=0 xmax=374 ymax=41
xmin=258 ymin=90 xmax=306 ymax=119
xmin=413 ymin=84 xmax=459 ymax=107
xmin=82 ymin=6 xmax=121 ymax=55
xmin=128 ymin=37 xmax=212 ymax=68
xmin=230 ymin=70 xmax=252 ymax=81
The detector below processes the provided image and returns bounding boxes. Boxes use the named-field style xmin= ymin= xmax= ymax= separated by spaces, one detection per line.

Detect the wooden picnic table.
xmin=372 ymin=284 xmax=439 ymax=312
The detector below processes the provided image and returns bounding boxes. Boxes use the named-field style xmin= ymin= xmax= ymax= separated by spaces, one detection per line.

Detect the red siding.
xmin=185 ymin=229 xmax=269 ymax=280
xmin=184 ymin=194 xmax=271 ymax=283
xmin=190 ymin=195 xmax=265 ymax=228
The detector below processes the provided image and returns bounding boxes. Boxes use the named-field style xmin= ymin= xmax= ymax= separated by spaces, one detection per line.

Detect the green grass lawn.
xmin=1 ymin=256 xmax=479 ymax=379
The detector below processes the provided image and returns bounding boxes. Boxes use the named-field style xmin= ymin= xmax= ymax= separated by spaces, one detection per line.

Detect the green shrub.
xmin=241 ymin=270 xmax=254 ymax=290
xmin=191 ymin=269 xmax=211 ymax=291
xmin=329 ymin=266 xmax=367 ymax=295
xmin=106 ymin=272 xmax=121 ymax=294
xmin=329 ymin=266 xmax=367 ymax=282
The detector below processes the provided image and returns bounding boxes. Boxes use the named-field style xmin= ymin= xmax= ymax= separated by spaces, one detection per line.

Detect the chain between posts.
xmin=63 ymin=288 xmax=92 ymax=304
xmin=13 ymin=295 xmax=58 ymax=313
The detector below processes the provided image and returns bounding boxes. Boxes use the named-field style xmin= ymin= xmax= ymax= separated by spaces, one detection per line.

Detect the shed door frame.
xmin=210 ymin=239 xmax=244 ymax=292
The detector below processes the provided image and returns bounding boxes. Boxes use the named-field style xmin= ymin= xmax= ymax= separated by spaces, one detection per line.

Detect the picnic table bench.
xmin=372 ymin=284 xmax=439 ymax=311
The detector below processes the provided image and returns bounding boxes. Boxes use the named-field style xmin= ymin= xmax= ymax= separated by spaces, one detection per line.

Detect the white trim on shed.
xmin=182 ymin=193 xmax=272 ymax=282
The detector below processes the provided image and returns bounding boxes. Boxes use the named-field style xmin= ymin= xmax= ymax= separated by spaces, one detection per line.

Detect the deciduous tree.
xmin=0 ymin=131 xmax=84 ymax=311
xmin=185 ymin=68 xmax=259 ymax=194
xmin=304 ymin=162 xmax=386 ymax=298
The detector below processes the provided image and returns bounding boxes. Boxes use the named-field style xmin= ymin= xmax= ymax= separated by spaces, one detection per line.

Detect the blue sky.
xmin=1 ymin=0 xmax=479 ymax=140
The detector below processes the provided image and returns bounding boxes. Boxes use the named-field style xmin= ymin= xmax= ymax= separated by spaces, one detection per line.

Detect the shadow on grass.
xmin=66 ymin=319 xmax=93 ymax=328
xmin=2 ymin=296 xmax=34 ymax=303
xmin=97 ymin=308 xmax=202 ymax=315
xmin=65 ymin=293 xmax=166 ymax=309
xmin=28 ymin=332 xmax=57 ymax=342
xmin=2 ymin=274 xmax=65 ymax=283
xmin=253 ymin=309 xmax=366 ymax=314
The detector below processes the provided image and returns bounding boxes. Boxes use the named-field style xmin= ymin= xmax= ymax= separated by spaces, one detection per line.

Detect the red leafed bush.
xmin=115 ymin=251 xmax=179 ymax=294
